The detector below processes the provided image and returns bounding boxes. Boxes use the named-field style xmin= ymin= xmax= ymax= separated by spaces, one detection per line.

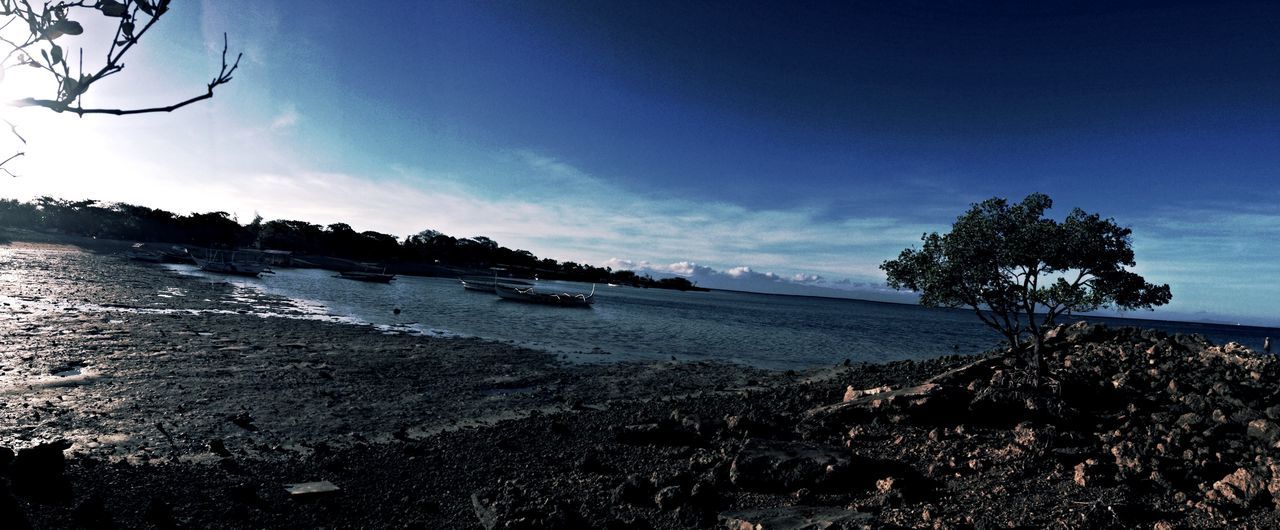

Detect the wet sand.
xmin=0 ymin=242 xmax=785 ymax=527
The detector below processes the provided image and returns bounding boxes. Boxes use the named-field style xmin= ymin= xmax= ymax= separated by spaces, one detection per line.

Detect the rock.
xmin=671 ymin=410 xmax=706 ymax=436
xmin=615 ymin=421 xmax=696 ymax=446
xmin=71 ymin=495 xmax=111 ymax=529
xmin=719 ymin=507 xmax=873 ymax=530
xmin=654 ymin=485 xmax=684 ymax=510
xmin=968 ymin=386 xmax=1037 ymax=424
xmin=729 ymin=439 xmax=850 ymax=491
xmin=208 ymin=439 xmax=232 ymax=457
xmin=1200 ymin=343 xmax=1271 ymax=372
xmin=1073 ymin=459 xmax=1108 ymax=488
xmin=874 ymin=476 xmax=905 ymax=508
xmin=604 ymin=516 xmax=654 ymax=530
xmin=577 ymin=451 xmax=606 ymax=474
xmin=611 ymin=474 xmax=652 ymax=506
xmin=725 ymin=412 xmax=786 ymax=438
xmin=842 ymin=385 xmax=891 ymax=402
xmin=1211 ymin=467 xmax=1267 ymax=508
xmin=1175 ymin=412 xmax=1203 ymax=431
xmin=227 ymin=483 xmax=260 ymax=504
xmin=1012 ymin=422 xmax=1055 ymax=455
xmin=472 ymin=481 xmax=578 ymax=530
xmin=11 ymin=440 xmax=72 ymax=500
xmin=1246 ymin=419 xmax=1280 ymax=444
xmin=144 ymin=498 xmax=177 ymax=529
xmin=0 ymin=479 xmax=29 ymax=530
xmin=229 ymin=411 xmax=258 ymax=432
xmin=1265 ymin=405 xmax=1280 ymax=421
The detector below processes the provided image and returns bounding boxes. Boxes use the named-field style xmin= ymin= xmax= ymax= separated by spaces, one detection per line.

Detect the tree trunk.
xmin=1030 ymin=333 xmax=1045 ymax=390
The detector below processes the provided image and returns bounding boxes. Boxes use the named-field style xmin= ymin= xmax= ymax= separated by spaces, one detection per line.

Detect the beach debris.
xmin=208 ymin=439 xmax=232 ymax=457
xmin=49 ymin=360 xmax=86 ymax=376
xmin=155 ymin=422 xmax=177 ymax=448
xmin=228 ymin=411 xmax=258 ymax=432
xmin=802 ymin=382 xmax=959 ymax=430
xmin=284 ymin=480 xmax=340 ymax=498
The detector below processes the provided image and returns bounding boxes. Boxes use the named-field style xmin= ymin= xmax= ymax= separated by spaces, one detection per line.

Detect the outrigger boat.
xmin=126 ymin=243 xmax=192 ymax=264
xmin=495 ymin=284 xmax=595 ymax=307
xmin=459 ymin=275 xmax=533 ymax=293
xmin=190 ymin=250 xmax=268 ymax=277
xmin=336 ymin=270 xmax=396 ymax=283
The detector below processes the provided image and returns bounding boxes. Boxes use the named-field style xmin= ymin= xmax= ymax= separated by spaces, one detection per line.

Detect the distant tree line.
xmin=0 ymin=197 xmax=706 ymax=290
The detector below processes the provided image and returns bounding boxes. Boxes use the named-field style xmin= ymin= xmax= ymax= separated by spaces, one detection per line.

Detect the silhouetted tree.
xmin=881 ymin=193 xmax=1172 ymax=383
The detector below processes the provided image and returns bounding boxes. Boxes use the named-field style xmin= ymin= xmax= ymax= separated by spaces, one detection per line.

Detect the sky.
xmin=0 ymin=1 xmax=1276 ymax=326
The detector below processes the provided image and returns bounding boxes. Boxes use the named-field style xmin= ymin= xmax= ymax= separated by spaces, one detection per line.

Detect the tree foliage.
xmin=881 ymin=193 xmax=1171 ymax=368
xmin=0 ymin=197 xmax=707 ymax=290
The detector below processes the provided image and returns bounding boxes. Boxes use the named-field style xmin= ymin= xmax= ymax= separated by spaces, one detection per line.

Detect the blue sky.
xmin=0 ymin=1 xmax=1277 ymax=326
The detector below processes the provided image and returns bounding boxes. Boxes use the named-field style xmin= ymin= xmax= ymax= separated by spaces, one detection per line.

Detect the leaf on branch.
xmin=100 ymin=1 xmax=129 ymax=18
xmin=121 ymin=21 xmax=135 ymax=38
xmin=61 ymin=76 xmax=84 ymax=100
xmin=47 ymin=20 xmax=84 ymax=39
xmin=136 ymin=0 xmax=156 ymax=17
xmin=51 ymin=45 xmax=63 ymax=65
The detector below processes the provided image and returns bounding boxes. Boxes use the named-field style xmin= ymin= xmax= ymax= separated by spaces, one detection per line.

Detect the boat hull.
xmin=336 ymin=271 xmax=395 ymax=283
xmin=460 ymin=277 xmax=533 ymax=293
xmin=495 ymin=285 xmax=594 ymax=307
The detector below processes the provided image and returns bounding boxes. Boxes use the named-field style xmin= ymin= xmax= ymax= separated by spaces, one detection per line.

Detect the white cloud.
xmin=269 ymin=104 xmax=299 ymax=131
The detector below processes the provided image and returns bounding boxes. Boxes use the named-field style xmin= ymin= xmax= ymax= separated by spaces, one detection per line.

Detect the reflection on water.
xmin=169 ymin=265 xmax=1280 ymax=370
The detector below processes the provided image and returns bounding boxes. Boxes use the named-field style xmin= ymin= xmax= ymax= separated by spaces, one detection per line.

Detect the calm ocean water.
xmin=170 ymin=266 xmax=1278 ymax=370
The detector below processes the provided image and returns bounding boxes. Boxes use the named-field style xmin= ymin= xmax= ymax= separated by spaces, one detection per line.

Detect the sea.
xmin=168 ymin=265 xmax=1278 ymax=371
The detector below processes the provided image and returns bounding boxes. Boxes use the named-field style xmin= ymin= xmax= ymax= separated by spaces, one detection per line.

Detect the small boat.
xmin=459 ymin=276 xmax=533 ymax=293
xmin=125 ymin=249 xmax=164 ymax=263
xmin=191 ymin=250 xmax=268 ymax=277
xmin=126 ymin=243 xmax=192 ymax=264
xmin=336 ymin=270 xmax=396 ymax=283
xmin=495 ymin=284 xmax=595 ymax=307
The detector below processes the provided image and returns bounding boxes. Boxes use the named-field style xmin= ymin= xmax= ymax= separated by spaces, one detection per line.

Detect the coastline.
xmin=3 ymin=240 xmax=1280 ymax=528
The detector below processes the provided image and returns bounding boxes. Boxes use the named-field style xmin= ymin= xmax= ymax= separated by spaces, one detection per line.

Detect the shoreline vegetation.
xmin=1 ymin=242 xmax=1278 ymax=528
xmin=0 ymin=197 xmax=709 ymax=291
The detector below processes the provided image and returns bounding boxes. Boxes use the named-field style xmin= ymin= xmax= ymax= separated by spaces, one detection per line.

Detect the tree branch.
xmin=15 ymin=33 xmax=240 ymax=116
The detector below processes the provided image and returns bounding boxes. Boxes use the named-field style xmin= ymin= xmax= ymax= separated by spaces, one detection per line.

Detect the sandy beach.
xmin=4 ymin=241 xmax=1280 ymax=529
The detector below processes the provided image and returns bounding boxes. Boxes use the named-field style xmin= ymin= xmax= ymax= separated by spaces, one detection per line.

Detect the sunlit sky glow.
xmin=0 ymin=1 xmax=1277 ymax=326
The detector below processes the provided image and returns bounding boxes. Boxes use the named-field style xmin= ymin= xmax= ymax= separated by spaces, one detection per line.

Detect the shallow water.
xmin=169 ymin=265 xmax=1280 ymax=370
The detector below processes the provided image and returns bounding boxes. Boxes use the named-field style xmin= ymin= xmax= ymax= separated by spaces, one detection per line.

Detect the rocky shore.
xmin=2 ymin=242 xmax=1279 ymax=528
